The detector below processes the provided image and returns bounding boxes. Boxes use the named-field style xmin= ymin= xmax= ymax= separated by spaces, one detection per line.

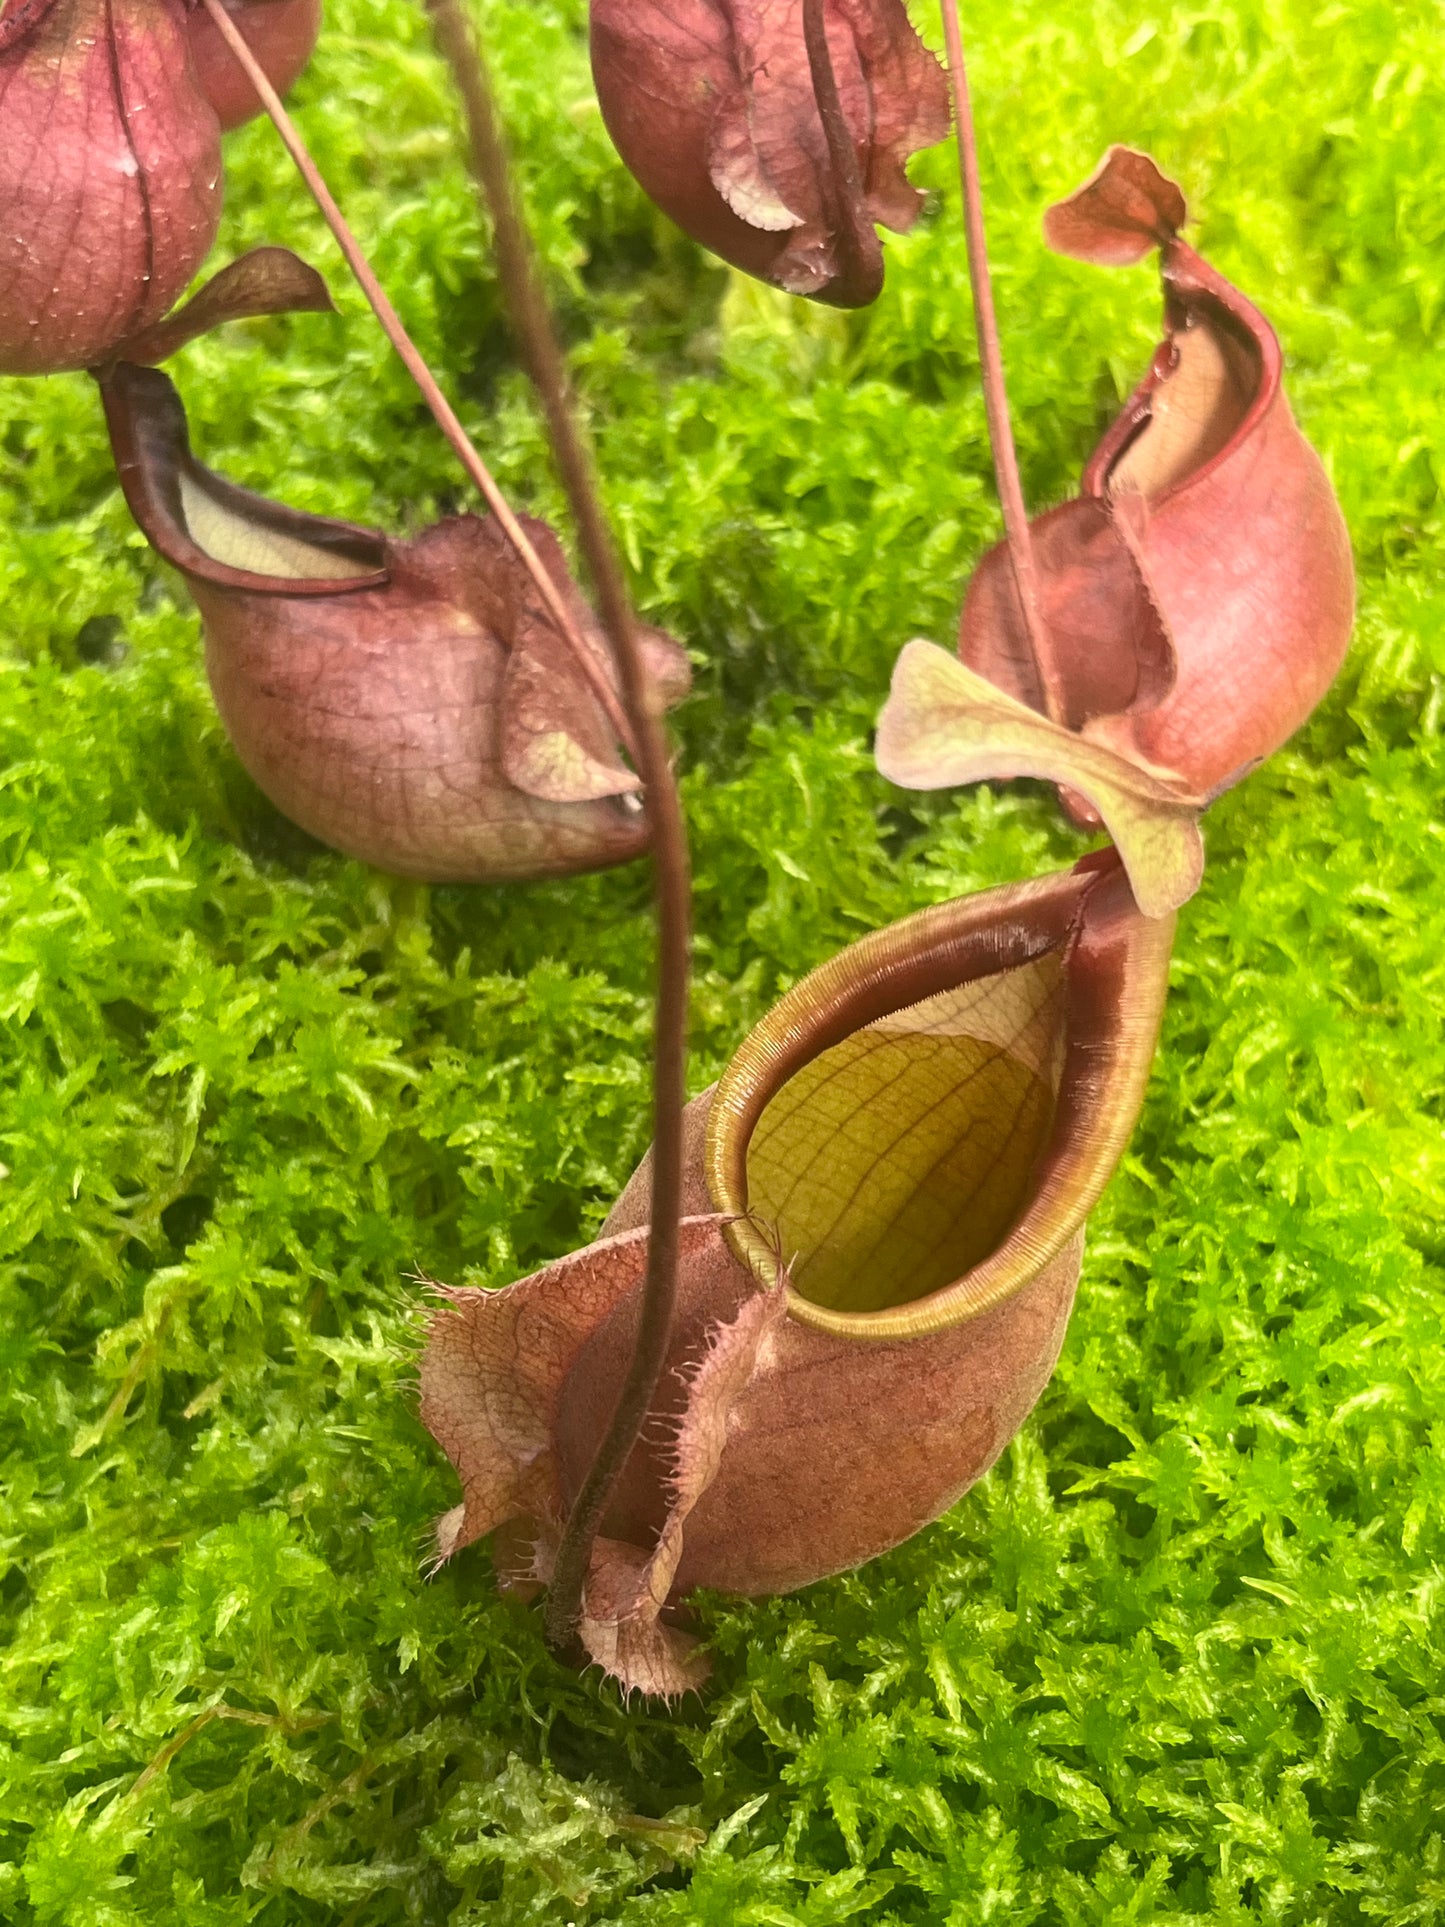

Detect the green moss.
xmin=2 ymin=0 xmax=1444 ymax=1919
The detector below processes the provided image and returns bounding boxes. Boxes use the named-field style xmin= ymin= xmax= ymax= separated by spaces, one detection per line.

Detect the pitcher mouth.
xmin=705 ymin=856 xmax=1174 ymax=1340
xmin=1081 ymin=246 xmax=1280 ymax=513
xmin=98 ymin=361 xmax=390 ymax=598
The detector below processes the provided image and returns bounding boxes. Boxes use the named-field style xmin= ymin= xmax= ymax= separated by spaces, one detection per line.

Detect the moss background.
xmin=3 ymin=0 xmax=1445 ymax=1919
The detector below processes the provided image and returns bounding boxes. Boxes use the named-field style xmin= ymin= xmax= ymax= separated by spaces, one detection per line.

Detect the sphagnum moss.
xmin=2 ymin=0 xmax=1444 ymax=1919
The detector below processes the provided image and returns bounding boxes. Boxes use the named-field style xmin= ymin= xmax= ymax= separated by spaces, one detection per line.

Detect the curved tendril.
xmin=421 ymin=0 xmax=693 ymax=1656
xmin=938 ymin=0 xmax=1068 ymax=727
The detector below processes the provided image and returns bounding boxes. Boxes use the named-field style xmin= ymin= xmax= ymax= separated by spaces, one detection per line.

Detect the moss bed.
xmin=4 ymin=0 xmax=1445 ymax=1919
